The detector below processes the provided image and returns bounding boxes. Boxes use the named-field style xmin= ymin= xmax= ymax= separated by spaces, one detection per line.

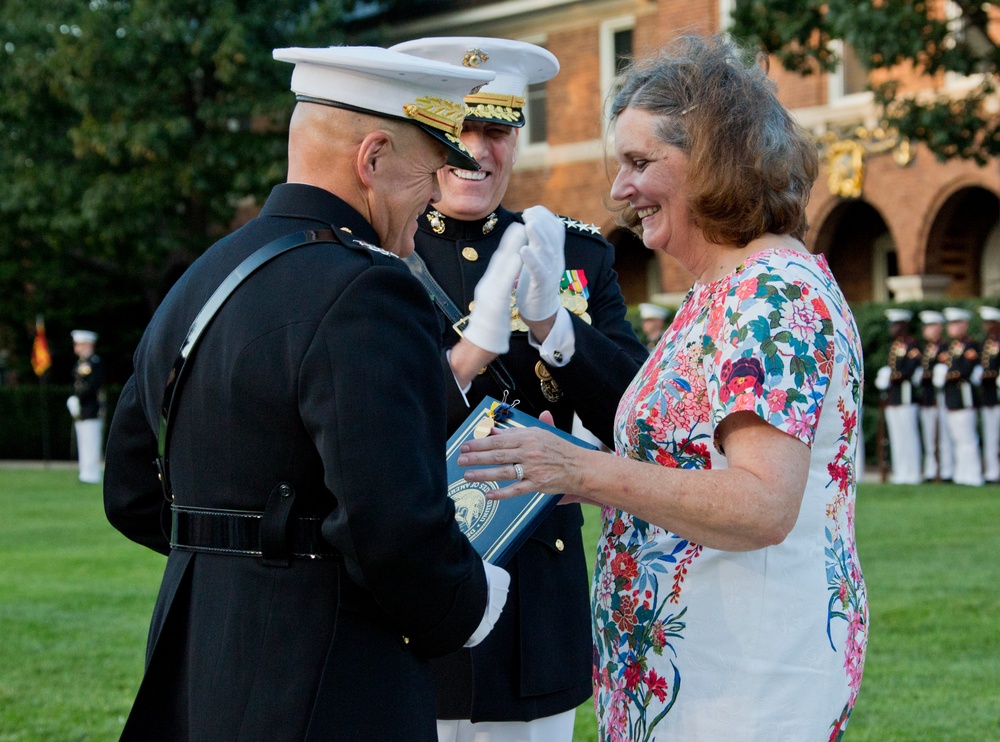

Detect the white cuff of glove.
xmin=446 ymin=348 xmax=473 ymax=403
xmin=527 ymin=307 xmax=576 ymax=367
xmin=66 ymin=396 xmax=81 ymax=418
xmin=464 ymin=560 xmax=510 ymax=647
xmin=971 ymin=364 xmax=984 ymax=386
xmin=911 ymin=366 xmax=924 ymax=386
xmin=874 ymin=366 xmax=892 ymax=391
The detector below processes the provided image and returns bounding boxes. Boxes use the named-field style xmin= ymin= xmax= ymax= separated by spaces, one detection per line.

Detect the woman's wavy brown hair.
xmin=610 ymin=34 xmax=818 ymax=245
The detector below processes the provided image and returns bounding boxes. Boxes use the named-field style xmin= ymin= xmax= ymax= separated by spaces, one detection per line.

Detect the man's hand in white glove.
xmin=516 ymin=205 xmax=566 ymax=323
xmin=462 ymin=222 xmax=526 ymax=355
xmin=874 ymin=366 xmax=892 ymax=391
xmin=66 ymin=395 xmax=81 ymax=419
xmin=932 ymin=363 xmax=949 ymax=389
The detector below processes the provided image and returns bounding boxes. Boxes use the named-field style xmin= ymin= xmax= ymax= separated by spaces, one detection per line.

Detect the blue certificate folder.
xmin=446 ymin=396 xmax=597 ymax=567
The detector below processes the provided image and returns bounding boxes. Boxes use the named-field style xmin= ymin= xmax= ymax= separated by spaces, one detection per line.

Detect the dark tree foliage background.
xmin=730 ymin=1 xmax=1000 ymax=163
xmin=0 ymin=0 xmax=363 ymax=385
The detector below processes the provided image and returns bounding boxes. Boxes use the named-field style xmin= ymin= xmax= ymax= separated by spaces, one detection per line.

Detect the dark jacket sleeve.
xmin=104 ymin=375 xmax=171 ymax=555
xmin=548 ymin=239 xmax=648 ymax=447
xmin=301 ymin=265 xmax=488 ymax=659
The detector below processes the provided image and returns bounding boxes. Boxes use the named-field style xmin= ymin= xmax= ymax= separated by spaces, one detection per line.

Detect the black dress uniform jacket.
xmin=72 ymin=352 xmax=104 ymax=419
xmin=942 ymin=336 xmax=982 ymax=410
xmin=413 ymin=205 xmax=648 ymax=722
xmin=919 ymin=340 xmax=947 ymax=407
xmin=886 ymin=335 xmax=921 ymax=406
xmin=104 ymin=184 xmax=489 ymax=742
xmin=982 ymin=332 xmax=999 ymax=408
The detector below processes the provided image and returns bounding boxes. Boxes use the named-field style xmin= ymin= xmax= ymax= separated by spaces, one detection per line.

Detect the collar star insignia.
xmin=558 ymin=216 xmax=602 ymax=235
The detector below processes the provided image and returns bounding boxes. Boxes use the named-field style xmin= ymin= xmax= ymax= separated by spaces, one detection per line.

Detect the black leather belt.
xmin=171 ymin=504 xmax=339 ymax=561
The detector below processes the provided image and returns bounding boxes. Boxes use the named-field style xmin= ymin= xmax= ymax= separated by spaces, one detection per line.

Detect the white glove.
xmin=971 ymin=365 xmax=984 ymax=386
xmin=932 ymin=363 xmax=948 ymax=389
xmin=464 ymin=560 xmax=510 ymax=647
xmin=874 ymin=366 xmax=892 ymax=391
xmin=911 ymin=366 xmax=924 ymax=386
xmin=516 ymin=206 xmax=566 ymax=322
xmin=66 ymin=396 xmax=81 ymax=419
xmin=462 ymin=223 xmax=526 ymax=354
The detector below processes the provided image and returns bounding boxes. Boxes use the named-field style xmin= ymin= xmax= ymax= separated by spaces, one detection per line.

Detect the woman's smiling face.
xmin=610 ymin=107 xmax=698 ymax=260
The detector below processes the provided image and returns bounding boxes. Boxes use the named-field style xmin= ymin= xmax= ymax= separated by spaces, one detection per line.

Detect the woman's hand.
xmin=458 ymin=422 xmax=589 ymax=500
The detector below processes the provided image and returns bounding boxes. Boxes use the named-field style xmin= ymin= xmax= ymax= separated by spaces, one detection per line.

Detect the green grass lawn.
xmin=1 ymin=468 xmax=998 ymax=741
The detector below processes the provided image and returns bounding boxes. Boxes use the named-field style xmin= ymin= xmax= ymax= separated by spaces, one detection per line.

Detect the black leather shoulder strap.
xmin=156 ymin=229 xmax=338 ymax=499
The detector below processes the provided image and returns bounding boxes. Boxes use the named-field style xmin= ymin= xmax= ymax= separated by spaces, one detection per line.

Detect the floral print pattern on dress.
xmin=595 ymin=249 xmax=867 ymax=741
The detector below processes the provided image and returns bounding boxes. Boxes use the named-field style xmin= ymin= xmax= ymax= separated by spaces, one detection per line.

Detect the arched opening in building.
xmin=926 ymin=186 xmax=999 ymax=298
xmin=813 ymin=199 xmax=895 ymax=304
xmin=607 ymin=226 xmax=659 ymax=305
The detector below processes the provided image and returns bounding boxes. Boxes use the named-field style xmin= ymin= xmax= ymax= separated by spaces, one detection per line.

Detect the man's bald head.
xmin=285 ymin=101 xmax=447 ymax=255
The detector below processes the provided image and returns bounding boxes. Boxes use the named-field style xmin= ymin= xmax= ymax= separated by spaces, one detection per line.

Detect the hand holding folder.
xmin=446 ymin=396 xmax=596 ymax=566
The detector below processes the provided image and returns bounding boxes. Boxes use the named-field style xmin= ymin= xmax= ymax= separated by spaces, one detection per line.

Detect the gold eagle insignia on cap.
xmin=463 ymin=48 xmax=489 ymax=68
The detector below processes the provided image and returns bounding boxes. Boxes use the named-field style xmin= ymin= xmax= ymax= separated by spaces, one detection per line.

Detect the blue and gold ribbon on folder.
xmin=446 ymin=396 xmax=597 ymax=566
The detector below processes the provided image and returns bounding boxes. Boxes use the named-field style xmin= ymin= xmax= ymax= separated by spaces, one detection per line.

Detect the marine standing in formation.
xmin=935 ymin=307 xmax=983 ymax=486
xmin=391 ymin=36 xmax=648 ymax=742
xmin=917 ymin=310 xmax=954 ymax=482
xmin=978 ymin=305 xmax=1000 ymax=484
xmin=67 ymin=329 xmax=104 ymax=484
xmin=876 ymin=309 xmax=922 ymax=484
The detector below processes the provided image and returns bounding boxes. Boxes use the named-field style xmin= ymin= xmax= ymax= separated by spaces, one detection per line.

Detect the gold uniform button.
xmin=555 ymin=538 xmax=565 ymax=552
xmin=402 ymin=636 xmax=410 ymax=644
xmin=462 ymin=246 xmax=479 ymax=262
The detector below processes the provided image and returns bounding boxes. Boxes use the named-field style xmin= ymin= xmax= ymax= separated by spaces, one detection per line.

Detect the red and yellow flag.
xmin=31 ymin=315 xmax=52 ymax=377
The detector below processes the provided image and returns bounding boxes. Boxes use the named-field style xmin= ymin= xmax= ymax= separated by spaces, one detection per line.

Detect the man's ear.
xmin=511 ymin=127 xmax=519 ymax=165
xmin=356 ymin=130 xmax=391 ymax=188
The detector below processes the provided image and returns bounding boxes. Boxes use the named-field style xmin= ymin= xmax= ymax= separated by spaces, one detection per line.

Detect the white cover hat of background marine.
xmin=390 ymin=37 xmax=559 ymax=127
xmin=943 ymin=307 xmax=972 ymax=322
xmin=919 ymin=309 xmax=945 ymax=325
xmin=884 ymin=308 xmax=913 ymax=323
xmin=978 ymin=305 xmax=1000 ymax=322
xmin=272 ymin=46 xmax=495 ymax=169
xmin=71 ymin=330 xmax=98 ymax=344
xmin=639 ymin=303 xmax=669 ymax=321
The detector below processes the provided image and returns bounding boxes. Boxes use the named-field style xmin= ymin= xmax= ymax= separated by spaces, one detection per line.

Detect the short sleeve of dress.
xmin=703 ymin=255 xmax=835 ymax=451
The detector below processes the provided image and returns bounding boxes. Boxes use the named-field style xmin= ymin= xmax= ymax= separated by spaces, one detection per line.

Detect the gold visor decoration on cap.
xmin=402 ymin=96 xmax=467 ymax=137
xmin=465 ymin=92 xmax=526 ymax=124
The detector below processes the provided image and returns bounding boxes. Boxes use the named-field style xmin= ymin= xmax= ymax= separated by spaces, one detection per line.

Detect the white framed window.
xmin=828 ymin=39 xmax=871 ymax=105
xmin=519 ymin=33 xmax=549 ymax=150
xmin=718 ymin=0 xmax=735 ymax=31
xmin=600 ymin=15 xmax=635 ymax=131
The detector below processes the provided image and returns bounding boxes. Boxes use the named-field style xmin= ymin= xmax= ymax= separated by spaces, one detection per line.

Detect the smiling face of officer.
xmin=432 ymin=120 xmax=518 ymax=221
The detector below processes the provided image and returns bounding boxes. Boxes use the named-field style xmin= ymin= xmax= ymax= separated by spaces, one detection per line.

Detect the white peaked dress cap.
xmin=943 ymin=307 xmax=972 ymax=322
xmin=639 ymin=303 xmax=669 ymax=320
xmin=273 ymin=46 xmax=495 ymax=169
xmin=919 ymin=310 xmax=945 ymax=325
xmin=978 ymin=305 xmax=1000 ymax=322
xmin=884 ymin=308 xmax=913 ymax=323
xmin=390 ymin=37 xmax=559 ymax=128
xmin=71 ymin=330 xmax=98 ymax=344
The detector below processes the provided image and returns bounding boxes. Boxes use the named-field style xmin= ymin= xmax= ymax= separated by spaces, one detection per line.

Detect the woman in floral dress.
xmin=458 ymin=34 xmax=867 ymax=740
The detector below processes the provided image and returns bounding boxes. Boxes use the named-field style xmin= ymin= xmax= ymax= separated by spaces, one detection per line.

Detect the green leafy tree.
xmin=0 ymin=0 xmax=358 ymax=382
xmin=730 ymin=1 xmax=1000 ymax=164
